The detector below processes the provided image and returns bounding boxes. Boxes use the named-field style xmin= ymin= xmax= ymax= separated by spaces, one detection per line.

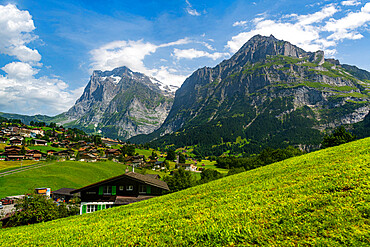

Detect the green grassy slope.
xmin=0 ymin=161 xmax=128 ymax=198
xmin=1 ymin=138 xmax=369 ymax=246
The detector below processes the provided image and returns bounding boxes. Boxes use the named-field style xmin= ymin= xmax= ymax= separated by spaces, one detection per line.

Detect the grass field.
xmin=0 ymin=160 xmax=39 ymax=173
xmin=27 ymin=145 xmax=65 ymax=152
xmin=1 ymin=138 xmax=369 ymax=245
xmin=0 ymin=161 xmax=129 ymax=198
xmin=191 ymin=159 xmax=228 ymax=173
xmin=135 ymin=148 xmax=154 ymax=158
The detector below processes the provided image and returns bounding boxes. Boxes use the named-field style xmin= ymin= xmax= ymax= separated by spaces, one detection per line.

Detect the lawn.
xmin=1 ymin=138 xmax=368 ymax=246
xmin=0 ymin=143 xmax=6 ymax=152
xmin=187 ymin=159 xmax=228 ymax=173
xmin=0 ymin=160 xmax=39 ymax=173
xmin=135 ymin=148 xmax=154 ymax=158
xmin=0 ymin=160 xmax=129 ymax=198
xmin=27 ymin=145 xmax=65 ymax=152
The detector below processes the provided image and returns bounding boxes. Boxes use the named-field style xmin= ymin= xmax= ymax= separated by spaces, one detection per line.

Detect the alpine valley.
xmin=1 ymin=35 xmax=369 ymax=154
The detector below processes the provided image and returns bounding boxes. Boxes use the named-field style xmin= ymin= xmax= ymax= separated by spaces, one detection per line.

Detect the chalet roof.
xmin=145 ymin=174 xmax=161 ymax=179
xmin=33 ymin=139 xmax=47 ymax=143
xmin=71 ymin=172 xmax=169 ymax=193
xmin=5 ymin=146 xmax=21 ymax=151
xmin=115 ymin=195 xmax=155 ymax=205
xmin=52 ymin=188 xmax=76 ymax=196
xmin=26 ymin=149 xmax=43 ymax=154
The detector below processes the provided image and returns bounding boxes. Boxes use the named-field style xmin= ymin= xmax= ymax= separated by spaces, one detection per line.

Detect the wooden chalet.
xmin=5 ymin=146 xmax=21 ymax=152
xmin=101 ymin=137 xmax=120 ymax=146
xmin=9 ymin=136 xmax=23 ymax=145
xmin=105 ymin=149 xmax=121 ymax=157
xmin=178 ymin=163 xmax=198 ymax=172
xmin=52 ymin=188 xmax=78 ymax=203
xmin=71 ymin=172 xmax=169 ymax=214
xmin=46 ymin=150 xmax=57 ymax=155
xmin=80 ymin=153 xmax=98 ymax=162
xmin=55 ymin=149 xmax=75 ymax=158
xmin=25 ymin=149 xmax=45 ymax=160
xmin=3 ymin=146 xmax=23 ymax=161
xmin=31 ymin=139 xmax=48 ymax=146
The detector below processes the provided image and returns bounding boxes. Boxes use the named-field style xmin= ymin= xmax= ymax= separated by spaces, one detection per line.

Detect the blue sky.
xmin=0 ymin=0 xmax=369 ymax=115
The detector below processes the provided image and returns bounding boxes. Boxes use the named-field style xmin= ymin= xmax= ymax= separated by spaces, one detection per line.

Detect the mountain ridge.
xmin=56 ymin=66 xmax=177 ymax=139
xmin=130 ymin=35 xmax=370 ymax=155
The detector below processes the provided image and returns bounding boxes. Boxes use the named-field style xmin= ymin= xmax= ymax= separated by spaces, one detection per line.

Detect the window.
xmin=139 ymin=185 xmax=146 ymax=194
xmin=126 ymin=185 xmax=133 ymax=191
xmin=87 ymin=204 xmax=98 ymax=213
xmin=103 ymin=186 xmax=112 ymax=195
xmin=106 ymin=204 xmax=113 ymax=209
xmin=119 ymin=186 xmax=124 ymax=191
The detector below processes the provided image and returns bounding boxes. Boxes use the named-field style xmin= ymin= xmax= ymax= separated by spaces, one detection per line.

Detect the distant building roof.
xmin=52 ymin=188 xmax=76 ymax=196
xmin=145 ymin=174 xmax=161 ymax=179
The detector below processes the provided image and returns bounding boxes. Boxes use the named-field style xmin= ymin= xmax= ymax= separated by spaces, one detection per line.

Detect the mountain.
xmin=0 ymin=112 xmax=54 ymax=124
xmin=57 ymin=66 xmax=177 ymax=139
xmin=131 ymin=35 xmax=370 ymax=155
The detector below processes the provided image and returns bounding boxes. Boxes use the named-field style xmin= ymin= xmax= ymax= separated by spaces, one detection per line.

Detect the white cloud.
xmin=90 ymin=38 xmax=194 ymax=86
xmin=0 ymin=4 xmax=82 ymax=115
xmin=0 ymin=4 xmax=41 ymax=63
xmin=324 ymin=3 xmax=370 ymax=41
xmin=0 ymin=72 xmax=83 ymax=115
xmin=90 ymin=38 xmax=193 ymax=73
xmin=90 ymin=40 xmax=158 ymax=73
xmin=2 ymin=62 xmax=38 ymax=79
xmin=185 ymin=0 xmax=201 ymax=16
xmin=227 ymin=3 xmax=370 ymax=56
xmin=341 ymin=0 xmax=361 ymax=6
xmin=233 ymin=20 xmax=248 ymax=27
xmin=173 ymin=48 xmax=230 ymax=60
xmin=149 ymin=66 xmax=189 ymax=87
xmin=297 ymin=5 xmax=337 ymax=25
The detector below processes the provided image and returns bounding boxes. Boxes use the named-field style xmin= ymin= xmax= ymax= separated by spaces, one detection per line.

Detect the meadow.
xmin=27 ymin=145 xmax=65 ymax=152
xmin=0 ymin=137 xmax=369 ymax=246
xmin=0 ymin=160 xmax=39 ymax=173
xmin=0 ymin=161 xmax=128 ymax=198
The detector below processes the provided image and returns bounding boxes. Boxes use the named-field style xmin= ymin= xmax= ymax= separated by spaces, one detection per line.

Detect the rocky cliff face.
xmin=132 ymin=35 xmax=370 ymax=154
xmin=60 ymin=66 xmax=176 ymax=139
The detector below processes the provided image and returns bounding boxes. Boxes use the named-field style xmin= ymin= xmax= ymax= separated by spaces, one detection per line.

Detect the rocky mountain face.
xmin=58 ymin=66 xmax=177 ymax=139
xmin=131 ymin=35 xmax=370 ymax=154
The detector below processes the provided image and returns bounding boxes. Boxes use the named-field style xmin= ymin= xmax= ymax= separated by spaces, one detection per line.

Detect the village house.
xmin=177 ymin=163 xmax=198 ymax=172
xmin=3 ymin=146 xmax=24 ymax=161
xmin=46 ymin=150 xmax=57 ymax=156
xmin=0 ymin=137 xmax=7 ymax=143
xmin=153 ymin=161 xmax=166 ymax=170
xmin=31 ymin=139 xmax=48 ymax=146
xmin=101 ymin=137 xmax=120 ymax=146
xmin=25 ymin=149 xmax=45 ymax=161
xmin=17 ymin=128 xmax=33 ymax=138
xmin=71 ymin=172 xmax=169 ymax=214
xmin=31 ymin=128 xmax=44 ymax=136
xmin=79 ymin=153 xmax=98 ymax=162
xmin=54 ymin=149 xmax=75 ymax=158
xmin=105 ymin=149 xmax=121 ymax=158
xmin=9 ymin=136 xmax=23 ymax=145
xmin=52 ymin=188 xmax=78 ymax=203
